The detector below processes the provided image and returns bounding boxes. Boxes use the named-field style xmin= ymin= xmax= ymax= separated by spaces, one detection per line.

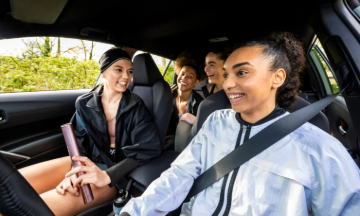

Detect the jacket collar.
xmin=86 ymin=86 xmax=137 ymax=116
xmin=235 ymin=105 xmax=286 ymax=126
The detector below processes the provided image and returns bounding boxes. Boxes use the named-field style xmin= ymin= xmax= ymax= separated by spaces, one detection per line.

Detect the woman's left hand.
xmin=179 ymin=113 xmax=196 ymax=125
xmin=65 ymin=156 xmax=111 ymax=188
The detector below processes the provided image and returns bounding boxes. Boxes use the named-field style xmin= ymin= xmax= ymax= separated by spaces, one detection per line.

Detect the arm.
xmin=310 ymin=139 xmax=360 ymax=215
xmin=120 ymin=127 xmax=206 ymax=216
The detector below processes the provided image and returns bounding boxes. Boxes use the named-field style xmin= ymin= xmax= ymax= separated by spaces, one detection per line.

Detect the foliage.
xmin=158 ymin=65 xmax=174 ymax=85
xmin=314 ymin=41 xmax=340 ymax=93
xmin=22 ymin=37 xmax=55 ymax=59
xmin=0 ymin=56 xmax=99 ymax=93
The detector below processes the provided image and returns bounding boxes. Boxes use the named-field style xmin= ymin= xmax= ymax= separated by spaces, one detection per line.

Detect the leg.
xmin=41 ymin=183 xmax=118 ymax=216
xmin=19 ymin=156 xmax=72 ymax=194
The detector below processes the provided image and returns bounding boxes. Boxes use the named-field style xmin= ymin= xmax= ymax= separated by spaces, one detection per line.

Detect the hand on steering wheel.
xmin=65 ymin=156 xmax=111 ymax=188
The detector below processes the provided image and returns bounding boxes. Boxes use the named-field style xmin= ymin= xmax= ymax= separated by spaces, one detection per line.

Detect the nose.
xmin=204 ymin=65 xmax=210 ymax=72
xmin=223 ymin=75 xmax=236 ymax=90
xmin=122 ymin=71 xmax=130 ymax=80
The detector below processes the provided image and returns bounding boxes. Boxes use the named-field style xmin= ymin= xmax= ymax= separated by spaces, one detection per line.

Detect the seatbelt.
xmin=75 ymin=112 xmax=114 ymax=168
xmin=184 ymin=85 xmax=349 ymax=202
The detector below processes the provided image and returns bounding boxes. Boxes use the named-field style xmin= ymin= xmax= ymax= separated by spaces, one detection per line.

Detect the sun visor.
xmin=10 ymin=0 xmax=68 ymax=24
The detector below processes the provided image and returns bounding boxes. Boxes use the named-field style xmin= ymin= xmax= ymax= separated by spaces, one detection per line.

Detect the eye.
xmin=223 ymin=73 xmax=228 ymax=79
xmin=237 ymin=71 xmax=247 ymax=76
xmin=116 ymin=69 xmax=122 ymax=72
xmin=129 ymin=70 xmax=133 ymax=74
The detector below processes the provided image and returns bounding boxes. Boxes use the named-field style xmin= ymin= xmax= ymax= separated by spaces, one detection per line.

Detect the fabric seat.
xmin=131 ymin=53 xmax=173 ymax=148
xmin=175 ymin=90 xmax=330 ymax=153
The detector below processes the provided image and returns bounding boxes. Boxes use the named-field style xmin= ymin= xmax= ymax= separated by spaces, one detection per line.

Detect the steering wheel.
xmin=0 ymin=153 xmax=54 ymax=216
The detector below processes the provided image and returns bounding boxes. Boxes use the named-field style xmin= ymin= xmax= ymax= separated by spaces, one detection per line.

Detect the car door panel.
xmin=325 ymin=96 xmax=358 ymax=154
xmin=0 ymin=89 xmax=89 ymax=168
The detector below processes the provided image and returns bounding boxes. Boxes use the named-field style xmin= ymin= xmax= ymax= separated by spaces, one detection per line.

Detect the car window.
xmin=309 ymin=39 xmax=340 ymax=94
xmin=0 ymin=37 xmax=113 ymax=93
xmin=150 ymin=54 xmax=174 ymax=85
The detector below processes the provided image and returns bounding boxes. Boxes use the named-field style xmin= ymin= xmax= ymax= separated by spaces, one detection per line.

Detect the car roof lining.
xmin=0 ymin=0 xmax=331 ymax=59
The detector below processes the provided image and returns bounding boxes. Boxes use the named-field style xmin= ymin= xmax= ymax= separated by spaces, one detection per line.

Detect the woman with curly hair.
xmin=120 ymin=32 xmax=360 ymax=215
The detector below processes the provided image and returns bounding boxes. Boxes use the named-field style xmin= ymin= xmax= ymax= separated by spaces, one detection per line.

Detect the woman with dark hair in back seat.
xmin=167 ymin=64 xmax=203 ymax=136
xmin=202 ymin=48 xmax=231 ymax=98
xmin=17 ymin=48 xmax=161 ymax=215
xmin=120 ymin=32 xmax=360 ymax=215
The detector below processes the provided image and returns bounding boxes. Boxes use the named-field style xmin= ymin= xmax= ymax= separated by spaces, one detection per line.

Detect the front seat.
xmin=131 ymin=53 xmax=173 ymax=147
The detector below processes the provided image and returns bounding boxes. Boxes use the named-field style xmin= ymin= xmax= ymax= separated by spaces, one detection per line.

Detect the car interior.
xmin=1 ymin=0 xmax=360 ymax=215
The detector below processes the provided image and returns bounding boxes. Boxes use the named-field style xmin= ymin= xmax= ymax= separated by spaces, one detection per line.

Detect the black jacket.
xmin=167 ymin=90 xmax=203 ymax=136
xmin=71 ymin=86 xmax=161 ymax=186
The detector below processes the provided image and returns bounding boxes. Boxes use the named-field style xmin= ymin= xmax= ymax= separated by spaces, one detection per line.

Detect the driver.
xmin=119 ymin=32 xmax=360 ymax=216
xmin=18 ymin=48 xmax=161 ymax=215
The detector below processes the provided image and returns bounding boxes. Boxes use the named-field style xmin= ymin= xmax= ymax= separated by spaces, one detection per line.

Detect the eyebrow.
xmin=207 ymin=61 xmax=216 ymax=64
xmin=232 ymin=62 xmax=253 ymax=70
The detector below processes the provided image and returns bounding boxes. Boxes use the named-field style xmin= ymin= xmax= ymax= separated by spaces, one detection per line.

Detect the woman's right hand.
xmin=56 ymin=173 xmax=79 ymax=196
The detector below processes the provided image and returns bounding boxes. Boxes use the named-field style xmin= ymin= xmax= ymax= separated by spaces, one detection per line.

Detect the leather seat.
xmin=131 ymin=53 xmax=173 ymax=147
xmin=176 ymin=90 xmax=330 ymax=153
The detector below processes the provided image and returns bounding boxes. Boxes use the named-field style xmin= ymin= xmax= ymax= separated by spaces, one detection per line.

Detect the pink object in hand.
xmin=61 ymin=123 xmax=94 ymax=204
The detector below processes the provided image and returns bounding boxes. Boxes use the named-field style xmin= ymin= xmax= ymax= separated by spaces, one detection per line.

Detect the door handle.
xmin=339 ymin=125 xmax=347 ymax=135
xmin=0 ymin=110 xmax=6 ymax=122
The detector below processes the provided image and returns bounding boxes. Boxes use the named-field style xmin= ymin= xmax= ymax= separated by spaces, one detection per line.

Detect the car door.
xmin=309 ymin=0 xmax=360 ymax=165
xmin=308 ymin=41 xmax=359 ymax=158
xmin=0 ymin=89 xmax=88 ymax=168
xmin=0 ymin=37 xmax=109 ymax=168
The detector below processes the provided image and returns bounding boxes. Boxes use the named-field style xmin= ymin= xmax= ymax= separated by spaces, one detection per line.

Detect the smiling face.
xmin=101 ymin=59 xmax=133 ymax=93
xmin=177 ymin=66 xmax=199 ymax=92
xmin=204 ymin=52 xmax=225 ymax=86
xmin=223 ymin=46 xmax=286 ymax=120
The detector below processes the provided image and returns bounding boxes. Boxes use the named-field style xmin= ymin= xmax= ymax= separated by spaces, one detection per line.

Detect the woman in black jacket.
xmin=18 ymin=48 xmax=161 ymax=215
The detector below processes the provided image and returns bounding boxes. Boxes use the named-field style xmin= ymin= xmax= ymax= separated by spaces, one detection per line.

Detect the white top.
xmin=121 ymin=109 xmax=360 ymax=216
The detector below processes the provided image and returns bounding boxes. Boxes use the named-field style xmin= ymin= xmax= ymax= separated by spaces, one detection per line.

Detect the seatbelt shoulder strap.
xmin=75 ymin=111 xmax=114 ymax=168
xmin=185 ymin=85 xmax=348 ymax=202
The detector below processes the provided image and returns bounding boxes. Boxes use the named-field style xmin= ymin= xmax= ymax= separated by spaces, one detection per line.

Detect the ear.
xmin=194 ymin=79 xmax=200 ymax=86
xmin=272 ymin=69 xmax=286 ymax=89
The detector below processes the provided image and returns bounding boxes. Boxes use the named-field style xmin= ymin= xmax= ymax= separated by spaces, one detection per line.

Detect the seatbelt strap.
xmin=185 ymin=85 xmax=348 ymax=202
xmin=75 ymin=112 xmax=114 ymax=169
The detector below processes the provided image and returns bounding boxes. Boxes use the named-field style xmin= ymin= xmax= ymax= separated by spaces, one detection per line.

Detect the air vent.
xmin=209 ymin=37 xmax=228 ymax=42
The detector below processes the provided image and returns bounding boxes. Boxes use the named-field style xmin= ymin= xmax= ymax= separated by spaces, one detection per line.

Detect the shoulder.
xmin=192 ymin=91 xmax=203 ymax=102
xmin=291 ymin=122 xmax=354 ymax=165
xmin=126 ymin=90 xmax=150 ymax=112
xmin=75 ymin=91 xmax=93 ymax=109
xmin=202 ymin=109 xmax=236 ymax=130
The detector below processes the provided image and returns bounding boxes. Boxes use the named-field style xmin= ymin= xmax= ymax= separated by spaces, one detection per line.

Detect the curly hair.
xmin=175 ymin=50 xmax=206 ymax=81
xmin=240 ymin=32 xmax=306 ymax=111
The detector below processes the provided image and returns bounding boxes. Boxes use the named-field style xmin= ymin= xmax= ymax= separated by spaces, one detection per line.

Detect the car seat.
xmin=130 ymin=53 xmax=173 ymax=148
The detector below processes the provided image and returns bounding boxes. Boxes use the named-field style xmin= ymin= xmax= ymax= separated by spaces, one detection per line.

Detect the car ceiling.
xmin=0 ymin=0 xmax=331 ymax=59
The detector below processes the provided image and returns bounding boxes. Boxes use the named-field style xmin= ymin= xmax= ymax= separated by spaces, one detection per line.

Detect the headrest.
xmin=133 ymin=53 xmax=163 ymax=86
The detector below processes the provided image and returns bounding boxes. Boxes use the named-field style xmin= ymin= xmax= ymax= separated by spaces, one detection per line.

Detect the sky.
xmin=0 ymin=37 xmax=169 ymax=66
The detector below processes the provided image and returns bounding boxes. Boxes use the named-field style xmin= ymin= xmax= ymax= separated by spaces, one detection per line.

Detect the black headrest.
xmin=290 ymin=96 xmax=330 ymax=133
xmin=133 ymin=53 xmax=163 ymax=86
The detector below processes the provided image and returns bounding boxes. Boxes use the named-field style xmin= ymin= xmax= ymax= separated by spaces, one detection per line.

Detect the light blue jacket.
xmin=121 ymin=109 xmax=360 ymax=216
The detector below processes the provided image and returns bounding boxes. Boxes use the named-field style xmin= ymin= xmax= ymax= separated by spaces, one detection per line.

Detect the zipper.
xmin=242 ymin=125 xmax=247 ymax=134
